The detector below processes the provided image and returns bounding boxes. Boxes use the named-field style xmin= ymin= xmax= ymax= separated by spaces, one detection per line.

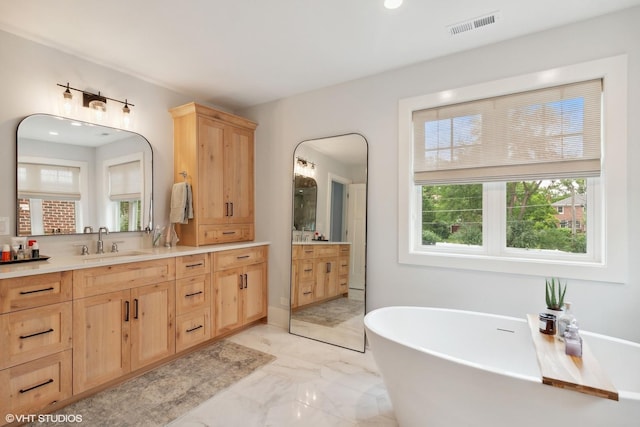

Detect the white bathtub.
xmin=364 ymin=306 xmax=640 ymax=427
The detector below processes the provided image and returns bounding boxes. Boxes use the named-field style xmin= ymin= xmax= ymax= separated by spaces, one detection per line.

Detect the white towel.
xmin=170 ymin=182 xmax=194 ymax=224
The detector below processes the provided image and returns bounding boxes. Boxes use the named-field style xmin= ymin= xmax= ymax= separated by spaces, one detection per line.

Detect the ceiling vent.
xmin=448 ymin=11 xmax=501 ymax=36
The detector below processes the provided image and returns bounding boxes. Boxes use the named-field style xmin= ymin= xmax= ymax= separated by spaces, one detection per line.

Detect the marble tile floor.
xmin=168 ymin=324 xmax=398 ymax=426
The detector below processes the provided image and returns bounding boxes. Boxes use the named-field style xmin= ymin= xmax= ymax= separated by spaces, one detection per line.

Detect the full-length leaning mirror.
xmin=290 ymin=133 xmax=367 ymax=352
xmin=16 ymin=114 xmax=153 ymax=236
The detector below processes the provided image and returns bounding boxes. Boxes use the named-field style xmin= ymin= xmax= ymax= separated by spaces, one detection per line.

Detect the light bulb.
xmin=384 ymin=0 xmax=403 ymax=9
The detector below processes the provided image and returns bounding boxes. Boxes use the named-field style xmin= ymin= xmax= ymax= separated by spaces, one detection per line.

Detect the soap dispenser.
xmin=564 ymin=319 xmax=583 ymax=357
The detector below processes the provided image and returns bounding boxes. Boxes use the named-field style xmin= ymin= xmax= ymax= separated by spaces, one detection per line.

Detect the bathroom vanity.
xmin=290 ymin=242 xmax=350 ymax=309
xmin=0 ymin=243 xmax=268 ymax=421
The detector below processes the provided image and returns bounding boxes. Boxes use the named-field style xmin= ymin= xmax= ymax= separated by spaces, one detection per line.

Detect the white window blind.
xmin=17 ymin=162 xmax=81 ymax=200
xmin=108 ymin=161 xmax=141 ymax=201
xmin=412 ymin=79 xmax=602 ymax=184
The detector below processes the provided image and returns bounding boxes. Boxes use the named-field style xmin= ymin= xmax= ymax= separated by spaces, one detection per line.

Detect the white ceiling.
xmin=1 ymin=0 xmax=639 ymax=110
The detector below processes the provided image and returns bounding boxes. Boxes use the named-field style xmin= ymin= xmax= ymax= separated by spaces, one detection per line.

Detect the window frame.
xmin=398 ymin=56 xmax=628 ymax=283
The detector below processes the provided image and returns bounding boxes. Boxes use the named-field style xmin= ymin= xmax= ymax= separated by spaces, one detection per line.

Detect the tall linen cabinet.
xmin=170 ymin=102 xmax=257 ymax=246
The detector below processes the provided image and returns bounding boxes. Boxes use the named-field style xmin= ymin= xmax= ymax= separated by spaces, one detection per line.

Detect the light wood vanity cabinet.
xmin=175 ymin=254 xmax=212 ymax=352
xmin=171 ymin=102 xmax=257 ymax=246
xmin=0 ymin=244 xmax=268 ymax=424
xmin=291 ymin=244 xmax=350 ymax=310
xmin=213 ymin=245 xmax=268 ymax=336
xmin=72 ymin=259 xmax=176 ymax=393
xmin=0 ymin=272 xmax=73 ymax=418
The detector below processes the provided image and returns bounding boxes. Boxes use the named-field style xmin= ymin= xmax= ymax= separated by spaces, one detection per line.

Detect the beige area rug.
xmin=292 ymin=296 xmax=364 ymax=327
xmin=30 ymin=341 xmax=275 ymax=427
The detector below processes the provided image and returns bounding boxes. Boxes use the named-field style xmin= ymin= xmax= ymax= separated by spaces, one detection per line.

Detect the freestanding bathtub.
xmin=364 ymin=306 xmax=640 ymax=427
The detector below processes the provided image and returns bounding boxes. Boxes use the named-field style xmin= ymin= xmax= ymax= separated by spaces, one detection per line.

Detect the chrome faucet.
xmin=97 ymin=226 xmax=110 ymax=254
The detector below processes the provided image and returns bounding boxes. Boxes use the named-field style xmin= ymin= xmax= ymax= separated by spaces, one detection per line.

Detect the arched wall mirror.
xmin=16 ymin=114 xmax=153 ymax=236
xmin=290 ymin=133 xmax=367 ymax=352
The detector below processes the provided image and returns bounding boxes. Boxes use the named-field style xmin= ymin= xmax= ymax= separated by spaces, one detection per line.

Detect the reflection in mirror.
xmin=16 ymin=114 xmax=153 ymax=236
xmin=290 ymin=134 xmax=367 ymax=352
xmin=293 ymin=174 xmax=317 ymax=236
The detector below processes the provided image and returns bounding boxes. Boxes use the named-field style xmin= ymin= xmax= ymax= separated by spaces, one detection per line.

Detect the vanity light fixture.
xmin=384 ymin=0 xmax=403 ymax=10
xmin=295 ymin=157 xmax=316 ymax=178
xmin=56 ymin=82 xmax=134 ymax=126
xmin=61 ymin=82 xmax=74 ymax=115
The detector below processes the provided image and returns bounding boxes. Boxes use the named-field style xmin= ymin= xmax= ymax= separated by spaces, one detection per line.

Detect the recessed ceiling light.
xmin=70 ymin=121 xmax=82 ymax=127
xmin=384 ymin=0 xmax=403 ymax=10
xmin=49 ymin=131 xmax=59 ymax=136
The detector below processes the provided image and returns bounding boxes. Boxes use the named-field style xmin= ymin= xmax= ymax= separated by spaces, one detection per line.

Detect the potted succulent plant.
xmin=545 ymin=277 xmax=567 ymax=314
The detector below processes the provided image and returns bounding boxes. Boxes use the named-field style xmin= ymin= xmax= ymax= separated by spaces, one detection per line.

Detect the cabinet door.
xmin=213 ymin=267 xmax=243 ymax=336
xmin=243 ymin=262 xmax=267 ymax=324
xmin=314 ymin=258 xmax=333 ymax=301
xmin=225 ymin=125 xmax=254 ymax=224
xmin=130 ymin=281 xmax=175 ymax=371
xmin=73 ymin=290 xmax=130 ymax=393
xmin=198 ymin=116 xmax=226 ymax=224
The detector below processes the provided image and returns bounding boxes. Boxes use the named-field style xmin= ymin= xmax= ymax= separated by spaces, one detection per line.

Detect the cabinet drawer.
xmin=176 ymin=275 xmax=210 ymax=315
xmin=339 ymin=244 xmax=351 ymax=257
xmin=213 ymin=246 xmax=267 ymax=271
xmin=0 ymin=302 xmax=72 ymax=370
xmin=73 ymin=258 xmax=176 ymax=298
xmin=338 ymin=276 xmax=349 ymax=293
xmin=176 ymin=253 xmax=210 ymax=278
xmin=199 ymin=224 xmax=254 ymax=244
xmin=0 ymin=271 xmax=72 ymax=314
xmin=314 ymin=245 xmax=339 ymax=258
xmin=297 ymin=282 xmax=314 ymax=306
xmin=338 ymin=258 xmax=350 ymax=276
xmin=298 ymin=260 xmax=315 ymax=282
xmin=297 ymin=245 xmax=316 ymax=260
xmin=0 ymin=350 xmax=72 ymax=418
xmin=176 ymin=309 xmax=211 ymax=352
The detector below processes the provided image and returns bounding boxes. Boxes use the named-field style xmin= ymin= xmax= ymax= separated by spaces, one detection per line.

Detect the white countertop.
xmin=291 ymin=241 xmax=351 ymax=245
xmin=0 ymin=241 xmax=270 ymax=279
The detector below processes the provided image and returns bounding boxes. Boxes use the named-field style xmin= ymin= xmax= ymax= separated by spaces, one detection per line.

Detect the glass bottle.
xmin=564 ymin=319 xmax=583 ymax=357
xmin=557 ymin=301 xmax=575 ymax=340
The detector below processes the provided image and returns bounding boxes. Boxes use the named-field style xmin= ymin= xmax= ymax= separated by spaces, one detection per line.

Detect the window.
xmin=107 ymin=160 xmax=143 ymax=231
xmin=398 ymin=56 xmax=628 ymax=283
xmin=17 ymin=162 xmax=83 ymax=235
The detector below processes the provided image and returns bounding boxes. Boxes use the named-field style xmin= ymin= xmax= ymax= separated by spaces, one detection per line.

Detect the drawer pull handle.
xmin=134 ymin=299 xmax=139 ymax=320
xmin=303 ymin=291 xmax=312 ymax=295
xmin=244 ymin=273 xmax=248 ymax=289
xmin=230 ymin=202 xmax=234 ymax=217
xmin=186 ymin=325 xmax=204 ymax=333
xmin=19 ymin=328 xmax=54 ymax=339
xmin=185 ymin=290 xmax=204 ymax=297
xmin=124 ymin=301 xmax=130 ymax=322
xmin=236 ymin=255 xmax=250 ymax=259
xmin=239 ymin=275 xmax=244 ymax=289
xmin=223 ymin=231 xmax=237 ymax=235
xmin=19 ymin=287 xmax=54 ymax=295
xmin=20 ymin=378 xmax=54 ymax=394
xmin=303 ymin=269 xmax=313 ymax=272
xmin=186 ymin=262 xmax=204 ymax=268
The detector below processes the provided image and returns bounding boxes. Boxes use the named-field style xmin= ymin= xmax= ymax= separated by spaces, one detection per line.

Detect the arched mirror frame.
xmin=289 ymin=133 xmax=368 ymax=352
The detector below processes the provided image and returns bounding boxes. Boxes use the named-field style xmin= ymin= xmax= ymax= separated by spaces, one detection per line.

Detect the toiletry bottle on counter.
xmin=1 ymin=244 xmax=10 ymax=261
xmin=557 ymin=301 xmax=575 ymax=339
xmin=31 ymin=242 xmax=40 ymax=259
xmin=564 ymin=319 xmax=583 ymax=357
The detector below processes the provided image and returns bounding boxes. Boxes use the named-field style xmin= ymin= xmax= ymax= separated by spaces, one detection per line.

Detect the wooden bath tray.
xmin=526 ymin=314 xmax=618 ymax=401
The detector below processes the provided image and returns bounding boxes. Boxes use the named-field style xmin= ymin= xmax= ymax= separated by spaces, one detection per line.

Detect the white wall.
xmin=1 ymin=8 xmax=638 ymax=341
xmin=0 ymin=29 xmax=197 ymax=252
xmin=241 ymin=7 xmax=640 ymax=341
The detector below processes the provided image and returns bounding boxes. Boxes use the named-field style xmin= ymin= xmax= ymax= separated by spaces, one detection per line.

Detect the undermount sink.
xmin=80 ymin=250 xmax=148 ymax=260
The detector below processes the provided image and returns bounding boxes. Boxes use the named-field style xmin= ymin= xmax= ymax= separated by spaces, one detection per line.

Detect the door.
xmin=243 ymin=261 xmax=267 ymax=323
xmin=226 ymin=126 xmax=254 ymax=224
xmin=347 ymin=183 xmax=367 ymax=290
xmin=73 ymin=290 xmax=130 ymax=393
xmin=130 ymin=281 xmax=175 ymax=370
xmin=198 ymin=116 xmax=226 ymax=224
xmin=213 ymin=267 xmax=243 ymax=335
xmin=330 ymin=181 xmax=346 ymax=242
